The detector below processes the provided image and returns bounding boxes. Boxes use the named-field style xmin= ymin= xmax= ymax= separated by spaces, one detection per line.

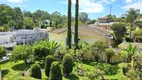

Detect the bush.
xmin=49 ymin=61 xmax=62 ymax=80
xmin=33 ymin=45 xmax=48 ymax=59
xmin=62 ymin=54 xmax=73 ymax=76
xmin=0 ymin=47 xmax=7 ymax=59
xmin=30 ymin=64 xmax=42 ymax=79
xmin=122 ymin=67 xmax=129 ymax=75
xmin=45 ymin=55 xmax=54 ymax=77
xmin=102 ymin=64 xmax=119 ymax=75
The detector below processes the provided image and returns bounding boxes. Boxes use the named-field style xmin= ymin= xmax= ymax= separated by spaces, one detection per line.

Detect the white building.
xmin=0 ymin=34 xmax=16 ymax=48
xmin=0 ymin=28 xmax=48 ymax=48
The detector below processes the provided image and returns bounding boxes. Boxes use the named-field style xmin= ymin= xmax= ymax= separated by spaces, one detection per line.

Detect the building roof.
xmin=49 ymin=24 xmax=110 ymax=36
xmin=94 ymin=22 xmax=119 ymax=26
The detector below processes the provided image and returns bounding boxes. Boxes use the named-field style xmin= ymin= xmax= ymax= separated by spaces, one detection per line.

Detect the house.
xmin=0 ymin=34 xmax=16 ymax=48
xmin=95 ymin=18 xmax=119 ymax=30
xmin=49 ymin=24 xmax=114 ymax=45
xmin=0 ymin=27 xmax=48 ymax=47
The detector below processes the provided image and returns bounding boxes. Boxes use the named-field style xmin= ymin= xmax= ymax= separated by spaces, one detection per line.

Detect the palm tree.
xmin=121 ymin=43 xmax=136 ymax=71
xmin=67 ymin=0 xmax=72 ymax=48
xmin=74 ymin=0 xmax=79 ymax=49
xmin=125 ymin=8 xmax=140 ymax=38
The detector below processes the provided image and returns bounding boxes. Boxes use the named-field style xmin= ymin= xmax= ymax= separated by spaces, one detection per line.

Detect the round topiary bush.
xmin=30 ymin=64 xmax=42 ymax=79
xmin=45 ymin=55 xmax=54 ymax=77
xmin=49 ymin=61 xmax=62 ymax=80
xmin=62 ymin=54 xmax=73 ymax=76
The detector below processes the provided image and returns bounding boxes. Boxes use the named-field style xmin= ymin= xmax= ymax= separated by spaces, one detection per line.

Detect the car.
xmin=0 ymin=53 xmax=11 ymax=63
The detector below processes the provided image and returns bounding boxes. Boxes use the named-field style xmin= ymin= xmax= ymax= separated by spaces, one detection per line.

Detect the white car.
xmin=0 ymin=53 xmax=11 ymax=62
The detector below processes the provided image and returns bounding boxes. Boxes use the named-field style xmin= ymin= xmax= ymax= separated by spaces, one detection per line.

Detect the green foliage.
xmin=62 ymin=54 xmax=73 ymax=76
xmin=134 ymin=52 xmax=142 ymax=78
xmin=85 ymin=68 xmax=104 ymax=80
xmin=13 ymin=7 xmax=23 ymax=29
xmin=103 ymin=64 xmax=119 ymax=75
xmin=0 ymin=4 xmax=14 ymax=27
xmin=111 ymin=23 xmax=126 ymax=45
xmin=133 ymin=29 xmax=142 ymax=36
xmin=45 ymin=55 xmax=54 ymax=77
xmin=125 ymin=8 xmax=140 ymax=38
xmin=0 ymin=47 xmax=7 ymax=59
xmin=23 ymin=17 xmax=34 ymax=29
xmin=79 ymin=12 xmax=88 ymax=24
xmin=87 ymin=19 xmax=96 ymax=24
xmin=34 ymin=40 xmax=59 ymax=55
xmin=30 ymin=64 xmax=42 ymax=79
xmin=33 ymin=45 xmax=48 ymax=59
xmin=126 ymin=70 xmax=138 ymax=80
xmin=105 ymin=48 xmax=115 ymax=63
xmin=10 ymin=45 xmax=33 ymax=63
xmin=121 ymin=43 xmax=136 ymax=62
xmin=91 ymin=41 xmax=108 ymax=61
xmin=49 ymin=61 xmax=62 ymax=80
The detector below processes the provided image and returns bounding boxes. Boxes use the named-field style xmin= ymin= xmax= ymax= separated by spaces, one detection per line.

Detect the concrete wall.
xmin=49 ymin=32 xmax=74 ymax=44
xmin=49 ymin=31 xmax=108 ymax=44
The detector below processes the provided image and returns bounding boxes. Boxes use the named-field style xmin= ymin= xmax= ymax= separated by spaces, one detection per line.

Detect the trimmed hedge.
xmin=49 ymin=61 xmax=62 ymax=80
xmin=30 ymin=64 xmax=42 ymax=79
xmin=62 ymin=54 xmax=73 ymax=76
xmin=45 ymin=55 xmax=54 ymax=77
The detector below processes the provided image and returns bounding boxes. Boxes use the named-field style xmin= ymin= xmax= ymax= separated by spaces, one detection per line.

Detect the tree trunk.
xmin=67 ymin=0 xmax=72 ymax=48
xmin=130 ymin=23 xmax=132 ymax=38
xmin=131 ymin=56 xmax=134 ymax=71
xmin=74 ymin=0 xmax=79 ymax=49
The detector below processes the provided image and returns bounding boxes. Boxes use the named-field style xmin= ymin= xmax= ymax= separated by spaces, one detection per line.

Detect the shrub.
xmin=103 ymin=64 xmax=119 ymax=75
xmin=122 ymin=67 xmax=129 ymax=75
xmin=0 ymin=47 xmax=7 ymax=59
xmin=30 ymin=64 xmax=42 ymax=79
xmin=33 ymin=45 xmax=48 ymax=59
xmin=62 ymin=54 xmax=73 ymax=76
xmin=49 ymin=61 xmax=62 ymax=80
xmin=45 ymin=55 xmax=54 ymax=77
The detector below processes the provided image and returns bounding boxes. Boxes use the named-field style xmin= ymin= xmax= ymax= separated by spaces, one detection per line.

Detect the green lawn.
xmin=0 ymin=61 xmax=128 ymax=80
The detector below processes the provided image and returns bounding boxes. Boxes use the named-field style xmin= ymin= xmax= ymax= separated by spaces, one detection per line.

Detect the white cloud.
xmin=7 ymin=0 xmax=25 ymax=3
xmin=72 ymin=0 xmax=105 ymax=13
xmin=60 ymin=0 xmax=116 ymax=13
xmin=125 ymin=0 xmax=133 ymax=3
xmin=123 ymin=2 xmax=142 ymax=13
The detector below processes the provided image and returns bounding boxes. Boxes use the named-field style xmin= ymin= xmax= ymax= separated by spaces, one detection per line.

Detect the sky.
xmin=0 ymin=0 xmax=142 ymax=19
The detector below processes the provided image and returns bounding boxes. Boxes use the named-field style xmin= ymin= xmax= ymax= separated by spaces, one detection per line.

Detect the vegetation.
xmin=0 ymin=47 xmax=7 ymax=59
xmin=125 ymin=8 xmax=140 ymax=38
xmin=49 ymin=61 xmax=62 ymax=80
xmin=111 ymin=23 xmax=126 ymax=45
xmin=10 ymin=45 xmax=33 ymax=63
xmin=45 ymin=55 xmax=54 ymax=77
xmin=79 ymin=12 xmax=88 ymax=24
xmin=62 ymin=54 xmax=73 ymax=76
xmin=30 ymin=64 xmax=42 ymax=79
xmin=67 ymin=0 xmax=72 ymax=48
xmin=74 ymin=0 xmax=79 ymax=49
xmin=105 ymin=48 xmax=115 ymax=63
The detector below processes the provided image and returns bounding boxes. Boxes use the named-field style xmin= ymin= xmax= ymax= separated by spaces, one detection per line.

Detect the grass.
xmin=0 ymin=61 xmax=128 ymax=80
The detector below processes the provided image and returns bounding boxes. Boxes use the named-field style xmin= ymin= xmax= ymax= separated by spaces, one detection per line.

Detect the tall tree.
xmin=13 ymin=7 xmax=23 ymax=29
xmin=79 ymin=12 xmax=88 ymax=24
xmin=67 ymin=0 xmax=72 ymax=48
xmin=111 ymin=23 xmax=126 ymax=45
xmin=125 ymin=8 xmax=140 ymax=38
xmin=74 ymin=0 xmax=79 ymax=49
